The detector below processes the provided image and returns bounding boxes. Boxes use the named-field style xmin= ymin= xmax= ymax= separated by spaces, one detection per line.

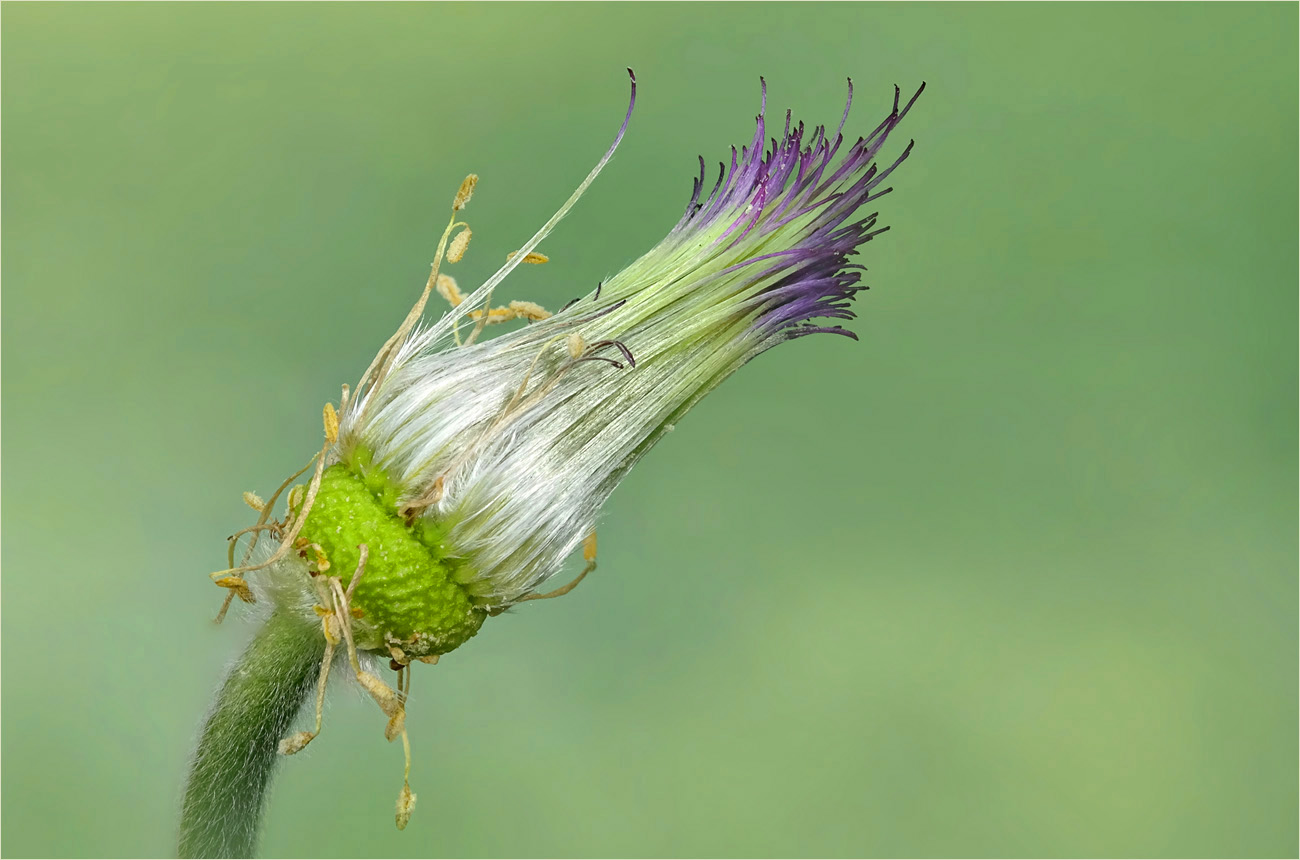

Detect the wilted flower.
xmin=190 ymin=71 xmax=922 ymax=845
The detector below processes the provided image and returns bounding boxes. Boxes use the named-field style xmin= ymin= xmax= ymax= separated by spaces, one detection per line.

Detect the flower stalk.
xmin=178 ymin=611 xmax=326 ymax=859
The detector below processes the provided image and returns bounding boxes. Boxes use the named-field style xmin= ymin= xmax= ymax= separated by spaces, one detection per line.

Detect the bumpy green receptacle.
xmin=297 ymin=463 xmax=485 ymax=659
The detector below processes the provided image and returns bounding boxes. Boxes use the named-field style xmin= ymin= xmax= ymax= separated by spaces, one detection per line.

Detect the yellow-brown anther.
xmin=323 ymin=402 xmax=339 ymax=444
xmin=435 ymin=274 xmax=465 ymax=308
xmin=506 ymin=250 xmax=550 ymax=264
xmin=395 ymin=783 xmax=416 ymax=831
xmin=452 ymin=174 xmax=478 ymax=211
xmin=468 ymin=306 xmax=517 ymax=324
xmin=508 ymin=300 xmax=552 ymax=321
xmin=242 ymin=491 xmax=266 ymax=512
xmin=357 ymin=670 xmax=400 ymax=718
xmin=310 ymin=544 xmax=331 ymax=572
xmin=320 ymin=612 xmax=341 ymax=645
xmin=384 ymin=708 xmax=406 ymax=742
xmin=447 ymin=228 xmax=471 ymax=263
xmin=215 ymin=575 xmax=255 ymax=604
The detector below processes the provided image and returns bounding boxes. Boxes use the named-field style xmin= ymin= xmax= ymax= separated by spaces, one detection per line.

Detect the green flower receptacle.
xmin=297 ymin=463 xmax=486 ymax=659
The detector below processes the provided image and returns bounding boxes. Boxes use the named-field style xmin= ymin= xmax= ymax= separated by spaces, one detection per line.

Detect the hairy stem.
xmin=179 ymin=611 xmax=325 ymax=858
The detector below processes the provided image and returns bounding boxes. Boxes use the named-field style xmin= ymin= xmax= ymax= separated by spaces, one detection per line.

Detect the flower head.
xmin=334 ymin=74 xmax=922 ymax=614
xmin=204 ymin=72 xmax=921 ymax=828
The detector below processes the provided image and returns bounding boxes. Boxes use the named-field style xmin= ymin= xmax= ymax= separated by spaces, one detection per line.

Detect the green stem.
xmin=179 ymin=611 xmax=325 ymax=858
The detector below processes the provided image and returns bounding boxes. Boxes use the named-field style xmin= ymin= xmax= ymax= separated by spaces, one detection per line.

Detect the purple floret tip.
xmin=668 ymin=82 xmax=923 ymax=345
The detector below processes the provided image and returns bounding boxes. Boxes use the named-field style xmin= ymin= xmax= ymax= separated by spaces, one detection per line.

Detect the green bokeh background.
xmin=3 ymin=4 xmax=1296 ymax=857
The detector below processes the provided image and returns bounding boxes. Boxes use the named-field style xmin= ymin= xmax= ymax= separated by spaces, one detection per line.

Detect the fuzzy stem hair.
xmin=178 ymin=611 xmax=326 ymax=858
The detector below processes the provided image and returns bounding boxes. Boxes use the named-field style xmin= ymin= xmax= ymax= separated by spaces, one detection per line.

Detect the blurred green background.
xmin=3 ymin=3 xmax=1296 ymax=858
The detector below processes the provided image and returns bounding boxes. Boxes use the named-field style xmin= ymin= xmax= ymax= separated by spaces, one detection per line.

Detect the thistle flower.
xmin=180 ymin=71 xmax=922 ymax=857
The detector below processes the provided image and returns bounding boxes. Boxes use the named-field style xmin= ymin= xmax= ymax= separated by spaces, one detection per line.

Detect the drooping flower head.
xmin=204 ymin=72 xmax=921 ymax=829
